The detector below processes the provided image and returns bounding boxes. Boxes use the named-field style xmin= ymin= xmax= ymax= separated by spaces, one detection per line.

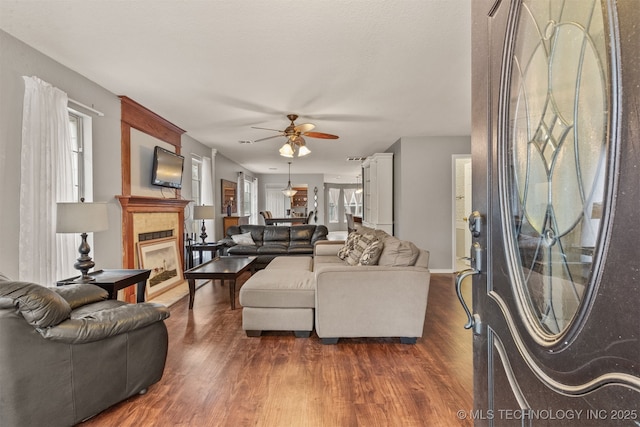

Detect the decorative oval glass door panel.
xmin=501 ymin=0 xmax=613 ymax=338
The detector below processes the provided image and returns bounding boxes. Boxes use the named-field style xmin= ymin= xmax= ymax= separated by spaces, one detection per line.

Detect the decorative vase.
xmin=227 ymin=204 xmax=232 ymax=216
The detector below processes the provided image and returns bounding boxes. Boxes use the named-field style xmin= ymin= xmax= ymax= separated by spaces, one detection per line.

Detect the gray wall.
xmin=388 ymin=135 xmax=471 ymax=271
xmin=257 ymin=173 xmax=325 ymax=226
xmin=0 ymin=30 xmax=229 ymax=279
xmin=214 ymin=152 xmax=256 ymax=240
xmin=0 ymin=30 xmax=122 ymax=279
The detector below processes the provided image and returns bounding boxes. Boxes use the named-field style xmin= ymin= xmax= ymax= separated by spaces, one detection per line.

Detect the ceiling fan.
xmin=252 ymin=114 xmax=339 ymax=158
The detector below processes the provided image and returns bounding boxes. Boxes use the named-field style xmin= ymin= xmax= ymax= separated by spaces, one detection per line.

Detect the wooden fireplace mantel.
xmin=118 ymin=97 xmax=189 ymax=302
xmin=117 ymin=195 xmax=190 ymax=271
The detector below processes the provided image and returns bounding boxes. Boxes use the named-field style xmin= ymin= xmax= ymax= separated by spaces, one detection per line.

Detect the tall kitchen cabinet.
xmin=362 ymin=153 xmax=393 ymax=234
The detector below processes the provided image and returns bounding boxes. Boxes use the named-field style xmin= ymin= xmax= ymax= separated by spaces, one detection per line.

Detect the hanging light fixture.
xmin=282 ymin=161 xmax=298 ymax=197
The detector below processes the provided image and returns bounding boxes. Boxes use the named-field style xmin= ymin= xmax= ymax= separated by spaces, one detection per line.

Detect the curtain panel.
xmin=20 ymin=76 xmax=76 ymax=284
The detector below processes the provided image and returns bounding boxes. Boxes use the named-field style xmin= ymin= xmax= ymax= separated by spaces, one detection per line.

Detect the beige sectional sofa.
xmin=239 ymin=227 xmax=431 ymax=344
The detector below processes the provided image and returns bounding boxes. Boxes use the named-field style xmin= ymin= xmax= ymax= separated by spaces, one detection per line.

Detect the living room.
xmin=0 ymin=1 xmax=475 ymax=425
xmin=6 ymin=1 xmax=637 ymax=426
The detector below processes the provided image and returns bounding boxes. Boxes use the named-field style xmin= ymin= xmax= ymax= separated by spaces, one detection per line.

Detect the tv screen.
xmin=152 ymin=146 xmax=184 ymax=189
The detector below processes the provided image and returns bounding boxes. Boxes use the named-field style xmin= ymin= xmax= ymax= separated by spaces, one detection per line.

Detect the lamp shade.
xmin=298 ymin=145 xmax=311 ymax=156
xmin=56 ymin=202 xmax=108 ymax=233
xmin=194 ymin=205 xmax=215 ymax=220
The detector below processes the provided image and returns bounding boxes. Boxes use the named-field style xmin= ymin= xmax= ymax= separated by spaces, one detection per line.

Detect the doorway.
xmin=453 ymin=155 xmax=472 ymax=272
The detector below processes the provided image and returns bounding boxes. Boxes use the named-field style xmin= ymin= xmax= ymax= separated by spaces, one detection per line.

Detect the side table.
xmin=57 ymin=269 xmax=151 ymax=303
xmin=186 ymin=242 xmax=223 ymax=269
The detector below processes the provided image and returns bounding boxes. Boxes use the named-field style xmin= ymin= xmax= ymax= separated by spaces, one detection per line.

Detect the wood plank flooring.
xmin=80 ymin=273 xmax=473 ymax=427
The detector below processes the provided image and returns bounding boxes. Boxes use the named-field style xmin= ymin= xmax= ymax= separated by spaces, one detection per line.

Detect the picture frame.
xmin=137 ymin=237 xmax=183 ymax=299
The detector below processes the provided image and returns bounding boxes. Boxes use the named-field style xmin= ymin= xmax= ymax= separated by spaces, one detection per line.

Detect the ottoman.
xmin=239 ymin=256 xmax=315 ymax=337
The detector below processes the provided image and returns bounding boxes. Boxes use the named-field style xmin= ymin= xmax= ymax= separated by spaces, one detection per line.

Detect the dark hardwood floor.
xmin=81 ymin=273 xmax=473 ymax=427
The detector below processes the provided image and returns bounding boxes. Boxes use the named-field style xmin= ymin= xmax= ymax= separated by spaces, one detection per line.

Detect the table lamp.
xmin=56 ymin=200 xmax=109 ymax=281
xmin=194 ymin=205 xmax=215 ymax=244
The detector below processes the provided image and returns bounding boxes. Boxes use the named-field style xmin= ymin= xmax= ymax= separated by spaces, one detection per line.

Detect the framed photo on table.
xmin=137 ymin=237 xmax=183 ymax=299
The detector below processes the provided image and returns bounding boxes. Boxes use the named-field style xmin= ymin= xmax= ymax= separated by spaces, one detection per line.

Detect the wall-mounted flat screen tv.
xmin=152 ymin=146 xmax=184 ymax=189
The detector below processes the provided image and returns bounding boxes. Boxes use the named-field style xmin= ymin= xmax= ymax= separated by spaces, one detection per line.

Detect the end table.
xmin=57 ymin=269 xmax=151 ymax=303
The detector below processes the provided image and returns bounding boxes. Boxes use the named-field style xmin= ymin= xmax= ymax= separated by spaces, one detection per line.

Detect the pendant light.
xmin=282 ymin=162 xmax=298 ymax=197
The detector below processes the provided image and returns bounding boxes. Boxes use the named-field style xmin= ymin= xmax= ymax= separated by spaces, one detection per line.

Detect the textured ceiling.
xmin=0 ymin=0 xmax=471 ymax=181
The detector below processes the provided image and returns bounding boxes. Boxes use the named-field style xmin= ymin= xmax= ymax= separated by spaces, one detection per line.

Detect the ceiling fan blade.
xmin=294 ymin=123 xmax=315 ymax=133
xmin=251 ymin=126 xmax=284 ymax=132
xmin=253 ymin=134 xmax=284 ymax=142
xmin=303 ymin=131 xmax=339 ymax=139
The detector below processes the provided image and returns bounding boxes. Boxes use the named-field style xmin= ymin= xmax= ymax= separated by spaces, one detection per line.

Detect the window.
xmin=191 ymin=156 xmax=202 ymax=238
xmin=68 ymin=110 xmax=90 ymax=201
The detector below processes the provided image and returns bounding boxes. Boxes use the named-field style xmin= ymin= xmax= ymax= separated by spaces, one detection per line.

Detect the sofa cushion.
xmin=358 ymin=239 xmax=384 ymax=266
xmin=378 ymin=237 xmax=421 ymax=267
xmin=0 ymin=281 xmax=71 ymax=328
xmin=287 ymin=245 xmax=313 ymax=254
xmin=257 ymin=244 xmax=289 ymax=254
xmin=237 ymin=225 xmax=265 ymax=245
xmin=290 ymin=225 xmax=315 ymax=247
xmin=265 ymin=256 xmax=313 ymax=271
xmin=346 ymin=233 xmax=378 ymax=266
xmin=231 ymin=231 xmax=256 ymax=246
xmin=239 ymin=270 xmax=316 ymax=308
xmin=54 ymin=283 xmax=108 ymax=309
xmin=338 ymin=232 xmax=361 ymax=260
xmin=228 ymin=245 xmax=259 ymax=255
xmin=263 ymin=226 xmax=290 ymax=245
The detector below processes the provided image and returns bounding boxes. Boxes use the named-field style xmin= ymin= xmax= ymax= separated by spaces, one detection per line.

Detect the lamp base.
xmin=74 ymin=232 xmax=96 ymax=281
xmin=200 ymin=220 xmax=208 ymax=244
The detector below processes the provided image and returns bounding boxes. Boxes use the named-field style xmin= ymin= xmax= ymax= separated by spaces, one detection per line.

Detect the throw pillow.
xmin=231 ymin=231 xmax=256 ymax=246
xmin=346 ymin=233 xmax=378 ymax=266
xmin=338 ymin=232 xmax=362 ymax=260
xmin=358 ymin=239 xmax=384 ymax=266
xmin=378 ymin=237 xmax=420 ymax=267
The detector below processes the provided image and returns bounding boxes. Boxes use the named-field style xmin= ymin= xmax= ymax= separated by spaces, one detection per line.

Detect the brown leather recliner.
xmin=0 ymin=273 xmax=170 ymax=427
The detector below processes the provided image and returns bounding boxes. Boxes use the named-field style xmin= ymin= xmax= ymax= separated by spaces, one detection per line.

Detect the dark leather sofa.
xmin=0 ymin=273 xmax=170 ymax=427
xmin=219 ymin=224 xmax=329 ymax=269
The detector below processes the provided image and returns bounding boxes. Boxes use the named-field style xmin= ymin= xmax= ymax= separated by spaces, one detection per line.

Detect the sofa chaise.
xmin=0 ymin=273 xmax=170 ymax=427
xmin=239 ymin=227 xmax=431 ymax=343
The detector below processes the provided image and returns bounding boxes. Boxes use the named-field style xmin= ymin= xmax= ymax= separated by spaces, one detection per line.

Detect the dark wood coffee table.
xmin=184 ymin=256 xmax=257 ymax=310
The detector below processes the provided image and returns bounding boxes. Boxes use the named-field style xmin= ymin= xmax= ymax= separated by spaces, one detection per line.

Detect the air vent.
xmin=347 ymin=156 xmax=367 ymax=162
xmin=238 ymin=140 xmax=253 ymax=144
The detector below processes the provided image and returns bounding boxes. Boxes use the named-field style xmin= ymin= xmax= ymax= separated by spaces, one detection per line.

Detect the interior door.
xmin=462 ymin=0 xmax=640 ymax=425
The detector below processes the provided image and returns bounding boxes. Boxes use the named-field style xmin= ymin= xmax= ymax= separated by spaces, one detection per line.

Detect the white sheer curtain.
xmin=236 ymin=172 xmax=244 ymax=216
xmin=200 ymin=156 xmax=214 ymax=240
xmin=20 ymin=76 xmax=76 ymax=284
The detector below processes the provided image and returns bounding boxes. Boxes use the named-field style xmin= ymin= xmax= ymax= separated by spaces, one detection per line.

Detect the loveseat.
xmin=219 ymin=224 xmax=329 ymax=269
xmin=0 ymin=273 xmax=170 ymax=427
xmin=239 ymin=226 xmax=431 ymax=343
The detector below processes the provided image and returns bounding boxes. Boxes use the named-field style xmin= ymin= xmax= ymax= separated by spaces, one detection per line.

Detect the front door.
xmin=463 ymin=0 xmax=640 ymax=425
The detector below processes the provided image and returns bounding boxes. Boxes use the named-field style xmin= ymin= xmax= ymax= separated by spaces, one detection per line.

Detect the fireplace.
xmin=117 ymin=196 xmax=189 ymax=301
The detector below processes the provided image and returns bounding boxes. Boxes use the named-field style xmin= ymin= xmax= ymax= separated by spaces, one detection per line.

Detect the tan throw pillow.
xmin=346 ymin=233 xmax=378 ymax=266
xmin=231 ymin=231 xmax=256 ymax=246
xmin=358 ymin=239 xmax=384 ymax=266
xmin=338 ymin=232 xmax=361 ymax=260
xmin=378 ymin=237 xmax=420 ymax=267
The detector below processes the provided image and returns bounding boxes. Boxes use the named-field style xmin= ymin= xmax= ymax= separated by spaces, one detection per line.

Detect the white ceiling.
xmin=0 ymin=0 xmax=471 ymax=181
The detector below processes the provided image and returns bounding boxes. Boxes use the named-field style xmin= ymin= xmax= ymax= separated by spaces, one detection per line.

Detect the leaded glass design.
xmin=503 ymin=0 xmax=609 ymax=336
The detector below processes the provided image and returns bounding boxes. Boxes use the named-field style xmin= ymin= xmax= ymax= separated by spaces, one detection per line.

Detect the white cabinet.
xmin=362 ymin=153 xmax=393 ymax=234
